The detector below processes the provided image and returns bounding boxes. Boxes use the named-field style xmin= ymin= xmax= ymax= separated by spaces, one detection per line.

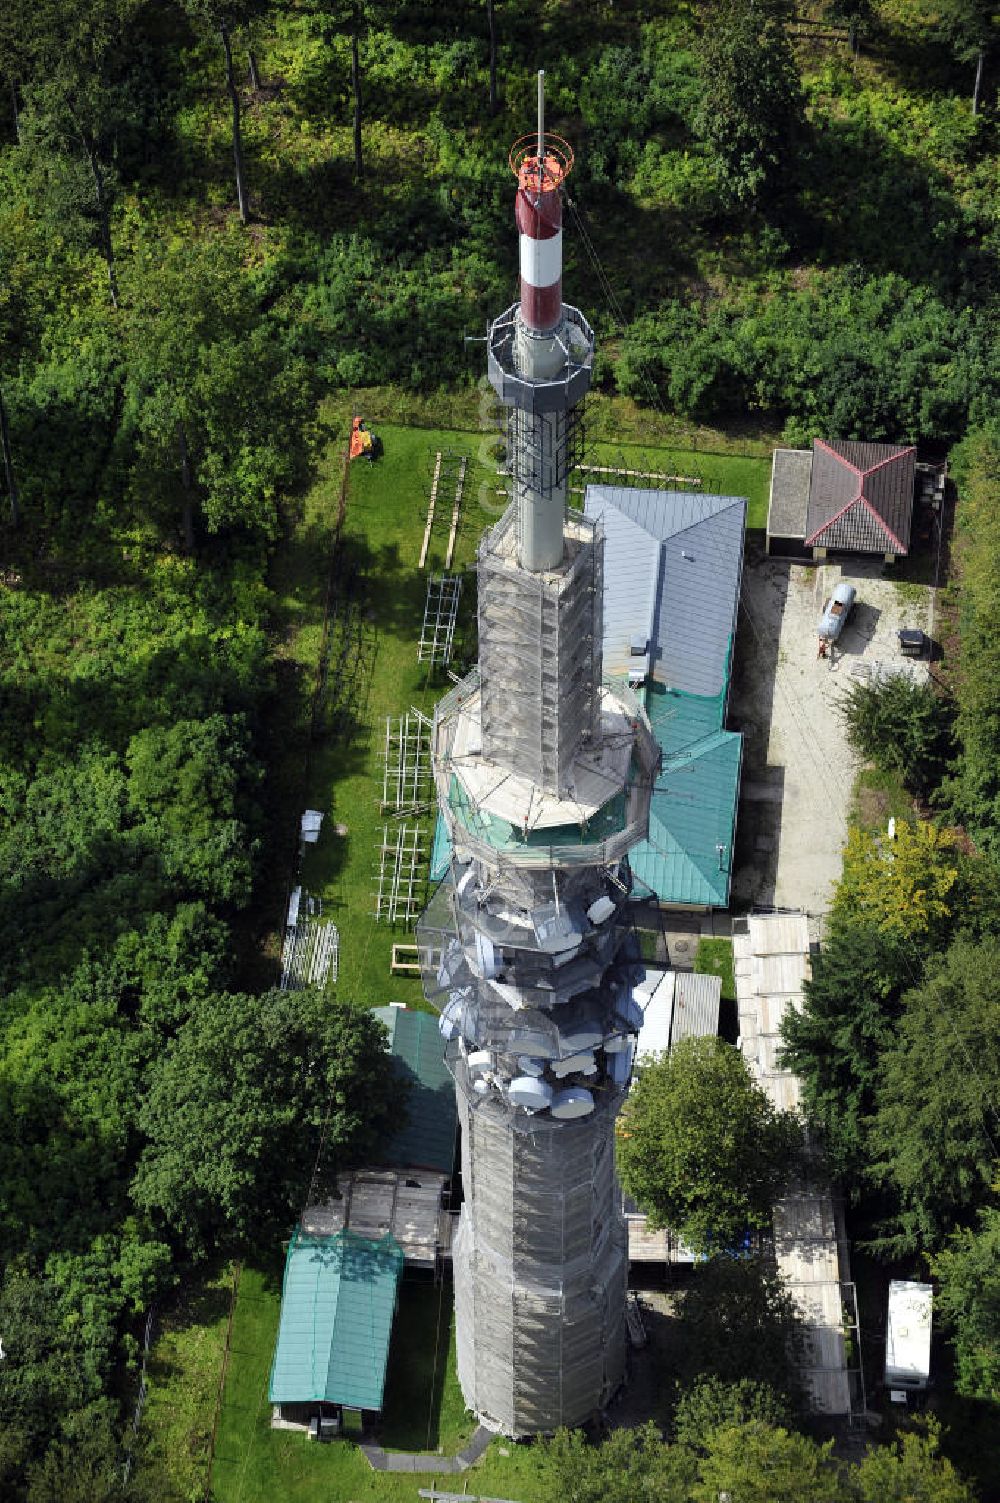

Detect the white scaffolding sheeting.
xmin=418 ymin=573 xmax=463 ymax=665
xmin=374 ymin=822 xmax=425 ymax=923
xmin=280 ymin=888 xmax=339 ymax=990
xmin=381 ymin=709 xmax=433 ymax=813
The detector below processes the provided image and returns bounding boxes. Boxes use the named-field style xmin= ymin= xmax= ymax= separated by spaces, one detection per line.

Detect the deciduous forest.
xmin=0 ymin=0 xmax=998 ymax=1497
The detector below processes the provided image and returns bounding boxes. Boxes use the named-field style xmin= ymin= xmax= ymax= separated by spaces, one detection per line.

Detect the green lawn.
xmin=577 ymin=438 xmax=771 ymax=530
xmin=291 ymin=421 xmax=768 ymax=1013
xmin=849 ymin=765 xmax=915 ymax=835
xmin=694 ymin=937 xmax=736 ymax=1003
xmin=208 ymin=1265 xmax=549 ymax=1503
xmin=295 ymin=421 xmax=498 ymax=1012
xmin=134 ymin=1264 xmax=235 ymax=1502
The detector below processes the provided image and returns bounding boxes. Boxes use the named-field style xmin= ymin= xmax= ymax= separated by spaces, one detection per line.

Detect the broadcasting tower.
xmin=417 ymin=74 xmax=658 ymax=1437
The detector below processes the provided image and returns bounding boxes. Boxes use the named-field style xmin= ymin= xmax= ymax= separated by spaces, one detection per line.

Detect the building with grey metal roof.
xmin=584 ymin=485 xmax=745 ymax=694
xmin=584 ymin=485 xmax=745 ymax=909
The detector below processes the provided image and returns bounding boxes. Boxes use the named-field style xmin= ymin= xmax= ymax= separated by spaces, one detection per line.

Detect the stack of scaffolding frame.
xmin=381 ymin=709 xmax=433 ymax=813
xmin=374 ymin=823 xmax=425 ymax=923
xmin=418 ymin=574 xmax=463 ymax=665
xmin=280 ymin=890 xmax=339 ymax=990
xmin=420 ymin=452 xmax=468 ymax=569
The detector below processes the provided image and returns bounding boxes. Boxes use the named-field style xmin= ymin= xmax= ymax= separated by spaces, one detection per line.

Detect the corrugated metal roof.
xmin=805 ymin=439 xmax=915 ymax=555
xmin=269 ymin=1229 xmax=403 ymax=1410
xmin=767 ymin=449 xmax=813 ymax=540
xmin=372 ymin=1006 xmax=456 ymax=1175
xmin=303 ymin=1169 xmax=447 ymax=1267
xmin=587 ymin=500 xmax=659 ymax=677
xmin=747 ymin=912 xmax=810 ymax=955
xmin=584 ymin=486 xmax=746 ymax=697
xmin=670 ymin=971 xmax=722 ymax=1043
xmin=635 ymin=969 xmax=675 ymax=1056
xmin=733 ymin=914 xmax=851 ymax=1417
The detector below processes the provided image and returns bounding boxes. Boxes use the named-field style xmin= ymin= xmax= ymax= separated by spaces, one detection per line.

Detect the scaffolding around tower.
xmin=418 ymin=73 xmax=655 ymax=1440
xmin=478 ymin=507 xmax=603 ymax=796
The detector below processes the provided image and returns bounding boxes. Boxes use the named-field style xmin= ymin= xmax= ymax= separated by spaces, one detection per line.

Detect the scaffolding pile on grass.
xmin=420 ymin=452 xmax=468 ymax=569
xmin=572 ymin=461 xmax=701 ymax=490
xmin=374 ymin=823 xmax=425 ymax=923
xmin=418 ymin=574 xmax=463 ymax=666
xmin=280 ymin=887 xmax=339 ymax=990
xmin=381 ymin=708 xmax=433 ymax=814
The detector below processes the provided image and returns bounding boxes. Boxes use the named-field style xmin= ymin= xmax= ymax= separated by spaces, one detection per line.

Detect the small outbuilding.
xmin=269 ymin=1228 xmax=404 ymax=1426
xmin=767 ymin=438 xmax=917 ymax=563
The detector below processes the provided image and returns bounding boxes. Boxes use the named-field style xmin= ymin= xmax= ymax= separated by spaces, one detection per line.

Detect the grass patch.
xmin=694 ymin=937 xmax=736 ymax=1003
xmin=351 ymin=385 xmax=777 ymax=459
xmin=849 ymin=765 xmax=914 ymax=835
xmin=379 ymin=1279 xmax=474 ymax=1453
xmin=134 ymin=1264 xmax=235 ymax=1502
xmin=274 ymin=417 xmax=768 ymax=1012
xmin=636 ymin=928 xmax=662 ymax=964
xmin=295 ymin=422 xmax=497 ymax=1011
xmin=578 ymin=438 xmax=771 ymax=530
xmin=208 ymin=1264 xmax=547 ymax=1503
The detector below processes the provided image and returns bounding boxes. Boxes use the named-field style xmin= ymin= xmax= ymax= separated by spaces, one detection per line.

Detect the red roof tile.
xmin=804 ymin=439 xmax=916 ymax=554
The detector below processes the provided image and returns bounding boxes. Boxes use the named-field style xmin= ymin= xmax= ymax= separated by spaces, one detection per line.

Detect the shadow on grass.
xmin=380 ymin=1278 xmax=471 ymax=1454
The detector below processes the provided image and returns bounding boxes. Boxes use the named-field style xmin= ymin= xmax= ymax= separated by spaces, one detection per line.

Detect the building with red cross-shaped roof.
xmin=767 ymin=438 xmax=917 ymax=563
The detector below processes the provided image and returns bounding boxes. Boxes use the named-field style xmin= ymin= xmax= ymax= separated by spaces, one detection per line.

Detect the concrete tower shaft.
xmin=418 ymin=79 xmax=661 ymax=1439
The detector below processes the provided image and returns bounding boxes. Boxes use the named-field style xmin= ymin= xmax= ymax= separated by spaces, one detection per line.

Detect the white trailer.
xmin=885 ymin=1280 xmax=932 ymax=1395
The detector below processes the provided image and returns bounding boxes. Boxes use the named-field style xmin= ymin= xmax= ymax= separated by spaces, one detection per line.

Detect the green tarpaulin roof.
xmin=268 ymin=1229 xmax=403 ymax=1411
xmin=371 ymin=1006 xmax=456 ymax=1174
xmin=629 ymin=682 xmax=742 ymax=908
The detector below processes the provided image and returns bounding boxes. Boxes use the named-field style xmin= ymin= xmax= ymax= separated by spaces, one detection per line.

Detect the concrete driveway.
xmin=728 ymin=555 xmax=933 ymax=918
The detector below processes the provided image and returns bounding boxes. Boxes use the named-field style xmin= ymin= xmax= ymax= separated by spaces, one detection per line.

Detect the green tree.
xmin=1 ymin=0 xmax=144 ymax=305
xmin=25 ymin=1415 xmax=148 ymax=1503
xmin=672 ymin=1376 xmax=791 ymax=1449
xmin=120 ymin=233 xmax=318 ymax=547
xmin=181 ymin=0 xmax=272 ymax=221
xmin=838 ymin=674 xmax=955 ymax=798
xmin=695 ymin=1420 xmax=839 ymax=1503
xmin=942 ymin=425 xmax=1000 ymax=851
xmin=907 ymin=0 xmax=998 ymax=114
xmin=126 ymin=714 xmax=260 ymax=906
xmin=869 ymin=937 xmax=1000 ymax=1255
xmin=847 ymin=1421 xmax=978 ymax=1502
xmin=932 ymin=1196 xmax=1000 ymax=1401
xmin=779 ymin=915 xmax=911 ymax=1180
xmin=670 ymin=1256 xmax=806 ymax=1404
xmin=694 ymin=0 xmax=804 ymax=210
xmin=616 ymin=1036 xmax=802 ymax=1252
xmin=541 ymin=1423 xmax=696 ymax=1503
xmin=131 ymin=989 xmax=397 ymax=1254
xmin=834 ymin=821 xmax=965 ymax=943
